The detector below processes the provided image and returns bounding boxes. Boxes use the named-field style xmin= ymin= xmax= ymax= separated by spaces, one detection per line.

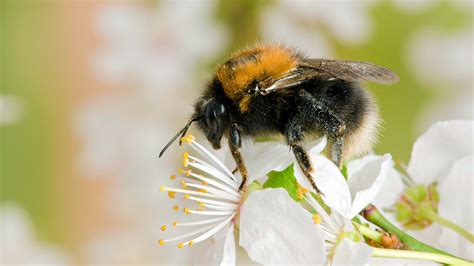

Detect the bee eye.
xmin=205 ymin=101 xmax=226 ymax=134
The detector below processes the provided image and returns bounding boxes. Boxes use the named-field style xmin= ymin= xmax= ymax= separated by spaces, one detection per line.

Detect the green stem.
xmin=422 ymin=208 xmax=474 ymax=244
xmin=362 ymin=204 xmax=449 ymax=255
xmin=354 ymin=223 xmax=383 ymax=243
xmin=372 ymin=248 xmax=473 ymax=265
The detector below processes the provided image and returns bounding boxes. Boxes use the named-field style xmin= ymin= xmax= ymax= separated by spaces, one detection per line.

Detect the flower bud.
xmin=395 ymin=184 xmax=439 ymax=230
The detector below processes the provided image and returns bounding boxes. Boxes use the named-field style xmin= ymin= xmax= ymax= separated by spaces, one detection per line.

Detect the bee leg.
xmin=228 ymin=123 xmax=248 ymax=191
xmin=327 ymin=136 xmax=345 ymax=169
xmin=286 ymin=122 xmax=321 ymax=194
xmin=297 ymin=89 xmax=347 ymax=169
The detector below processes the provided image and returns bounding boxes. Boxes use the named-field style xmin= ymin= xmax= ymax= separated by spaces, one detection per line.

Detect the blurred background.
xmin=1 ymin=0 xmax=472 ymax=264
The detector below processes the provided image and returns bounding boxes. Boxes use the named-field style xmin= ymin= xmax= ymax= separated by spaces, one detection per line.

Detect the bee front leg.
xmin=228 ymin=123 xmax=248 ymax=191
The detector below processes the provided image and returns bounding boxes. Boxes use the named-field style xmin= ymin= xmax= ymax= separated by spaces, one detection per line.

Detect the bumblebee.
xmin=160 ymin=44 xmax=399 ymax=192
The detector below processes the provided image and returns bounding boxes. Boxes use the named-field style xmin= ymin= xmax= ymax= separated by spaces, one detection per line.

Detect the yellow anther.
xmin=188 ymin=241 xmax=194 ymax=247
xmin=180 ymin=135 xmax=195 ymax=144
xmin=184 ymin=207 xmax=191 ymax=214
xmin=198 ymin=202 xmax=204 ymax=206
xmin=312 ymin=214 xmax=322 ymax=224
xmin=173 ymin=205 xmax=179 ymax=211
xmin=168 ymin=191 xmax=176 ymax=199
xmin=184 ymin=194 xmax=190 ymax=200
xmin=158 ymin=239 xmax=165 ymax=246
xmin=198 ymin=188 xmax=207 ymax=193
xmin=202 ymin=181 xmax=208 ymax=186
xmin=183 ymin=152 xmax=190 ymax=167
xmin=178 ymin=243 xmax=184 ymax=248
xmin=197 ymin=205 xmax=205 ymax=211
xmin=296 ymin=185 xmax=310 ymax=200
xmin=159 ymin=185 xmax=165 ymax=192
xmin=173 ymin=221 xmax=178 ymax=227
xmin=170 ymin=175 xmax=176 ymax=180
xmin=178 ymin=168 xmax=191 ymax=176
xmin=160 ymin=225 xmax=167 ymax=232
xmin=181 ymin=180 xmax=188 ymax=188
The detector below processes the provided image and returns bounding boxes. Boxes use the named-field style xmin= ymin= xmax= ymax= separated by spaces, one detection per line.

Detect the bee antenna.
xmin=159 ymin=118 xmax=199 ymax=158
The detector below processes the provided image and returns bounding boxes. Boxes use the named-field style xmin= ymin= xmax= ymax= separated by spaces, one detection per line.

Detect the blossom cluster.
xmin=157 ymin=120 xmax=473 ymax=265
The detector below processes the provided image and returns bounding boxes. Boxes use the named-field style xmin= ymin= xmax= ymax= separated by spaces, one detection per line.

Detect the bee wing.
xmin=299 ymin=59 xmax=399 ymax=85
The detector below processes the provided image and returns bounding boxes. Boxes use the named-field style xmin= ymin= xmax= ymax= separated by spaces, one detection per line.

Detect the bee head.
xmin=194 ymin=97 xmax=230 ymax=150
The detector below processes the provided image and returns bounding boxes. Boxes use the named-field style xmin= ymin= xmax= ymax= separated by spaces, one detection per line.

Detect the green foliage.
xmin=263 ymin=164 xmax=299 ymax=201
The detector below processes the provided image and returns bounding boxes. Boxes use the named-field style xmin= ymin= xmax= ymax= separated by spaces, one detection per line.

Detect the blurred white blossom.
xmin=79 ymin=2 xmax=228 ymax=263
xmin=0 ymin=204 xmax=71 ymax=265
xmin=0 ymin=95 xmax=24 ymax=127
xmin=407 ymin=29 xmax=474 ymax=131
xmin=264 ymin=0 xmax=373 ymax=46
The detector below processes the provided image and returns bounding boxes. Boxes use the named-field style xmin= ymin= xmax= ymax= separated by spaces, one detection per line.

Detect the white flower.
xmin=0 ymin=204 xmax=71 ymax=265
xmin=371 ymin=120 xmax=473 ymax=261
xmin=158 ymin=135 xmax=240 ymax=254
xmin=239 ymin=150 xmax=392 ymax=265
xmin=160 ymin=135 xmax=295 ymax=265
xmin=407 ymin=120 xmax=474 ymax=260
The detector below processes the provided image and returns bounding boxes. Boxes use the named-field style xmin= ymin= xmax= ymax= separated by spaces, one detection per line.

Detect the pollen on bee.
xmin=173 ymin=205 xmax=179 ymax=211
xmin=158 ymin=239 xmax=165 ymax=246
xmin=312 ymin=214 xmax=322 ymax=224
xmin=168 ymin=191 xmax=176 ymax=199
xmin=160 ymin=225 xmax=167 ymax=232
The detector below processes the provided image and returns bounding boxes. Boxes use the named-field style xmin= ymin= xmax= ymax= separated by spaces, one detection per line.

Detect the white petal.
xmin=349 ymin=155 xmax=404 ymax=209
xmin=305 ymin=136 xmax=327 ymax=154
xmin=347 ymin=154 xmax=379 ymax=177
xmin=372 ymin=161 xmax=404 ymax=209
xmin=295 ymin=154 xmax=352 ymax=218
xmin=408 ymin=120 xmax=473 ymax=184
xmin=220 ymin=224 xmax=236 ymax=266
xmin=349 ymin=154 xmax=392 ymax=217
xmin=193 ymin=224 xmax=232 ymax=266
xmin=241 ymin=140 xmax=294 ymax=183
xmin=239 ymin=188 xmax=326 ymax=265
xmin=331 ymin=238 xmax=372 ymax=266
xmin=438 ymin=155 xmax=474 ymax=260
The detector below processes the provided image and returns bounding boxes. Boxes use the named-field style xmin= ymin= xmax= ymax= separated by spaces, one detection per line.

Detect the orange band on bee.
xmin=217 ymin=44 xmax=298 ymax=112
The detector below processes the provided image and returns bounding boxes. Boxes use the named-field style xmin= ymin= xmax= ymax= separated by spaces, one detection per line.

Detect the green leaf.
xmin=263 ymin=164 xmax=299 ymax=201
